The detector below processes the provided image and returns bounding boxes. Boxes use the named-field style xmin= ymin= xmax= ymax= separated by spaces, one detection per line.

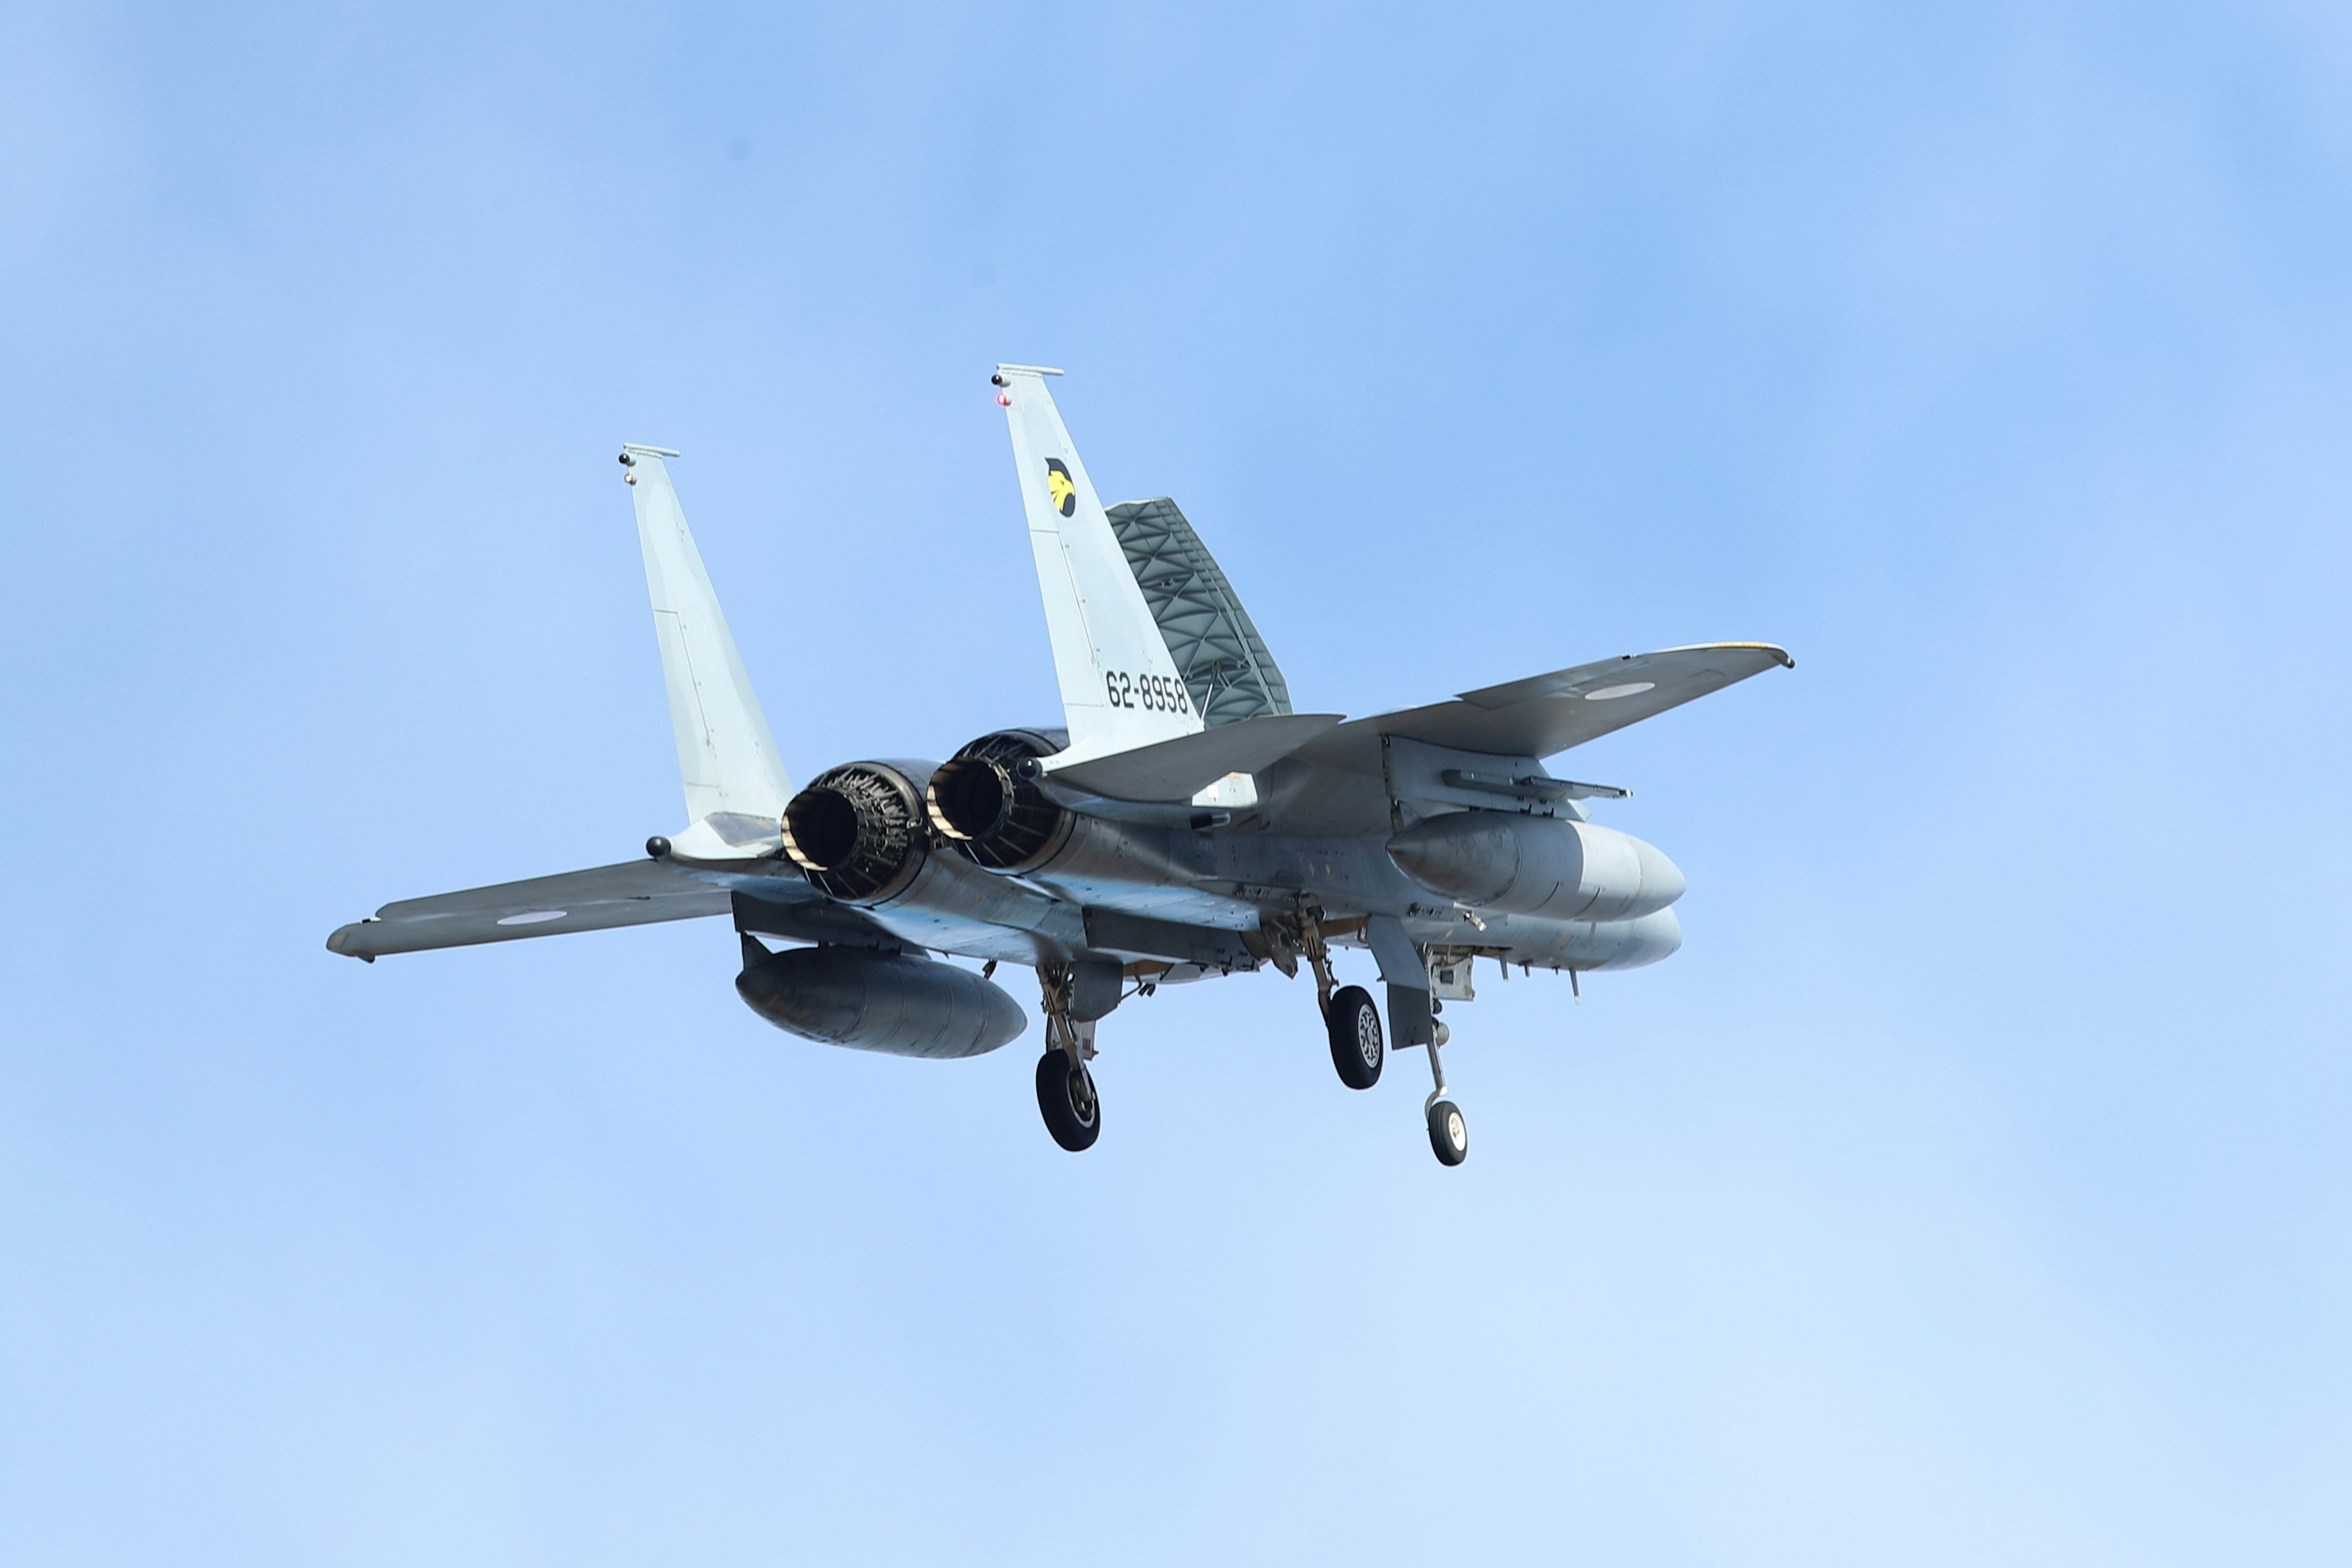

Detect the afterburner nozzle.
xmin=925 ymin=755 xmax=1016 ymax=842
xmin=924 ymin=730 xmax=1071 ymax=873
xmin=780 ymin=762 xmax=929 ymax=904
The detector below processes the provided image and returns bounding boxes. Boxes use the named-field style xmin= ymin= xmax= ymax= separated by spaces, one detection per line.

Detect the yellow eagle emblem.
xmin=1044 ymin=458 xmax=1077 ymax=518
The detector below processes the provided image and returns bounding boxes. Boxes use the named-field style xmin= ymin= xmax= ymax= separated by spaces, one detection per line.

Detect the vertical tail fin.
xmin=622 ymin=445 xmax=793 ymax=826
xmin=993 ymin=366 xmax=1204 ymax=764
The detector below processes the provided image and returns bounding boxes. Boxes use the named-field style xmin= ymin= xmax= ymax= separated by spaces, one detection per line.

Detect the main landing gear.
xmin=1033 ymin=963 xmax=1101 ymax=1152
xmin=1298 ymin=909 xmax=1386 ymax=1091
xmin=1036 ymin=1047 xmax=1100 ymax=1151
xmin=1326 ymin=986 xmax=1384 ymax=1090
xmin=1297 ymin=908 xmax=1465 ymax=1166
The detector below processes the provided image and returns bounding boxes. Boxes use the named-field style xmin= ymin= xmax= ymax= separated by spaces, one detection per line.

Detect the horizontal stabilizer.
xmin=1046 ymin=710 xmax=1343 ymax=801
xmin=1295 ymin=644 xmax=1793 ymax=774
xmin=326 ymin=859 xmax=745 ymax=959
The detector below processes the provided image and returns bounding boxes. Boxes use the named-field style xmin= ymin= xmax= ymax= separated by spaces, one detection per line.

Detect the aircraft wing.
xmin=326 ymin=858 xmax=747 ymax=960
xmin=1293 ymin=643 xmax=1794 ymax=774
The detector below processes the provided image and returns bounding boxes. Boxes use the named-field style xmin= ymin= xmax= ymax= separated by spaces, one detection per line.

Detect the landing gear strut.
xmin=1033 ymin=963 xmax=1101 ymax=1152
xmin=1298 ymin=907 xmax=1338 ymax=1021
xmin=1423 ymin=1022 xmax=1468 ymax=1167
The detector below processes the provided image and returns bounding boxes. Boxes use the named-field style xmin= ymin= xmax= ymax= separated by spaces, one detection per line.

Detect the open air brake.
xmin=325 ymin=368 xmax=1791 ymax=1167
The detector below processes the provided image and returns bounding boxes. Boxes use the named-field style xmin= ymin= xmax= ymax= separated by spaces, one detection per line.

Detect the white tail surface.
xmin=624 ymin=446 xmax=793 ymax=825
xmin=995 ymin=367 xmax=1204 ymax=765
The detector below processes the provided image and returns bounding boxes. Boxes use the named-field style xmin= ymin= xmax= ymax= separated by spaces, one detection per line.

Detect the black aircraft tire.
xmin=1325 ymin=985 xmax=1384 ymax=1090
xmin=1427 ymin=1098 xmax=1469 ymax=1166
xmin=1035 ymin=1050 xmax=1102 ymax=1152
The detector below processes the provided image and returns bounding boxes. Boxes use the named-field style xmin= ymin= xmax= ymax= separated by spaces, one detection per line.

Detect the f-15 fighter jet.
xmin=329 ymin=367 xmax=1791 ymax=1165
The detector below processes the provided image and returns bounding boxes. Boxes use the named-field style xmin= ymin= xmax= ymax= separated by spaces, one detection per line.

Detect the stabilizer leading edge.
xmin=326 ymin=859 xmax=737 ymax=959
xmin=1289 ymin=643 xmax=1796 ymax=780
xmin=623 ymin=445 xmax=794 ymax=829
xmin=993 ymin=368 xmax=1203 ymax=766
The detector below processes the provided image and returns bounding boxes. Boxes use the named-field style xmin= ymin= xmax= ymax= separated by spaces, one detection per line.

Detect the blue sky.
xmin=4 ymin=3 xmax=2348 ymax=1562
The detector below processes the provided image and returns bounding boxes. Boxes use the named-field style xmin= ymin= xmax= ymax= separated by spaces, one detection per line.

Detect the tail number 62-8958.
xmin=1105 ymin=669 xmax=1191 ymax=714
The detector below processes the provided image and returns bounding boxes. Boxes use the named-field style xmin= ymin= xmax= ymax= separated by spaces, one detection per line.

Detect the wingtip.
xmin=1695 ymin=641 xmax=1795 ymax=669
xmin=1724 ymin=641 xmax=1796 ymax=668
xmin=1648 ymin=641 xmax=1794 ymax=668
xmin=326 ymin=922 xmax=378 ymax=962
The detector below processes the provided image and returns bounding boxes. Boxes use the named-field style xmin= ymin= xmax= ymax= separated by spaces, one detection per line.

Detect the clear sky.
xmin=4 ymin=4 xmax=2347 ymax=1563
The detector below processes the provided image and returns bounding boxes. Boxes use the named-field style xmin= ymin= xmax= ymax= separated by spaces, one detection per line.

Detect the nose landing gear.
xmin=1425 ymin=1096 xmax=1468 ymax=1166
xmin=1423 ymin=1022 xmax=1468 ymax=1167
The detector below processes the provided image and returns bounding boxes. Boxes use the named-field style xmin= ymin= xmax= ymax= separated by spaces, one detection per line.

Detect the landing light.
xmin=497 ymin=910 xmax=567 ymax=926
xmin=1583 ymin=681 xmax=1656 ymax=701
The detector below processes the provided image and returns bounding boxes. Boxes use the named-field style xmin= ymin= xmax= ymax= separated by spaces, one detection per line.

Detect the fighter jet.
xmin=328 ymin=366 xmax=1791 ymax=1165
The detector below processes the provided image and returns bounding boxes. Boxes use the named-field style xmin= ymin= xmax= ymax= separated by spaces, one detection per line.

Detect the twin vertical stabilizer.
xmin=623 ymin=446 xmax=793 ymax=827
xmin=994 ymin=368 xmax=1204 ymax=766
xmin=622 ymin=375 xmax=1247 ymax=828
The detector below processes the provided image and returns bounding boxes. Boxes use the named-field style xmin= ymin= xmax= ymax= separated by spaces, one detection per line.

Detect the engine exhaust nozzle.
xmin=926 ymin=754 xmax=1017 ymax=842
xmin=924 ymin=730 xmax=1071 ymax=872
xmin=781 ymin=762 xmax=929 ymax=904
